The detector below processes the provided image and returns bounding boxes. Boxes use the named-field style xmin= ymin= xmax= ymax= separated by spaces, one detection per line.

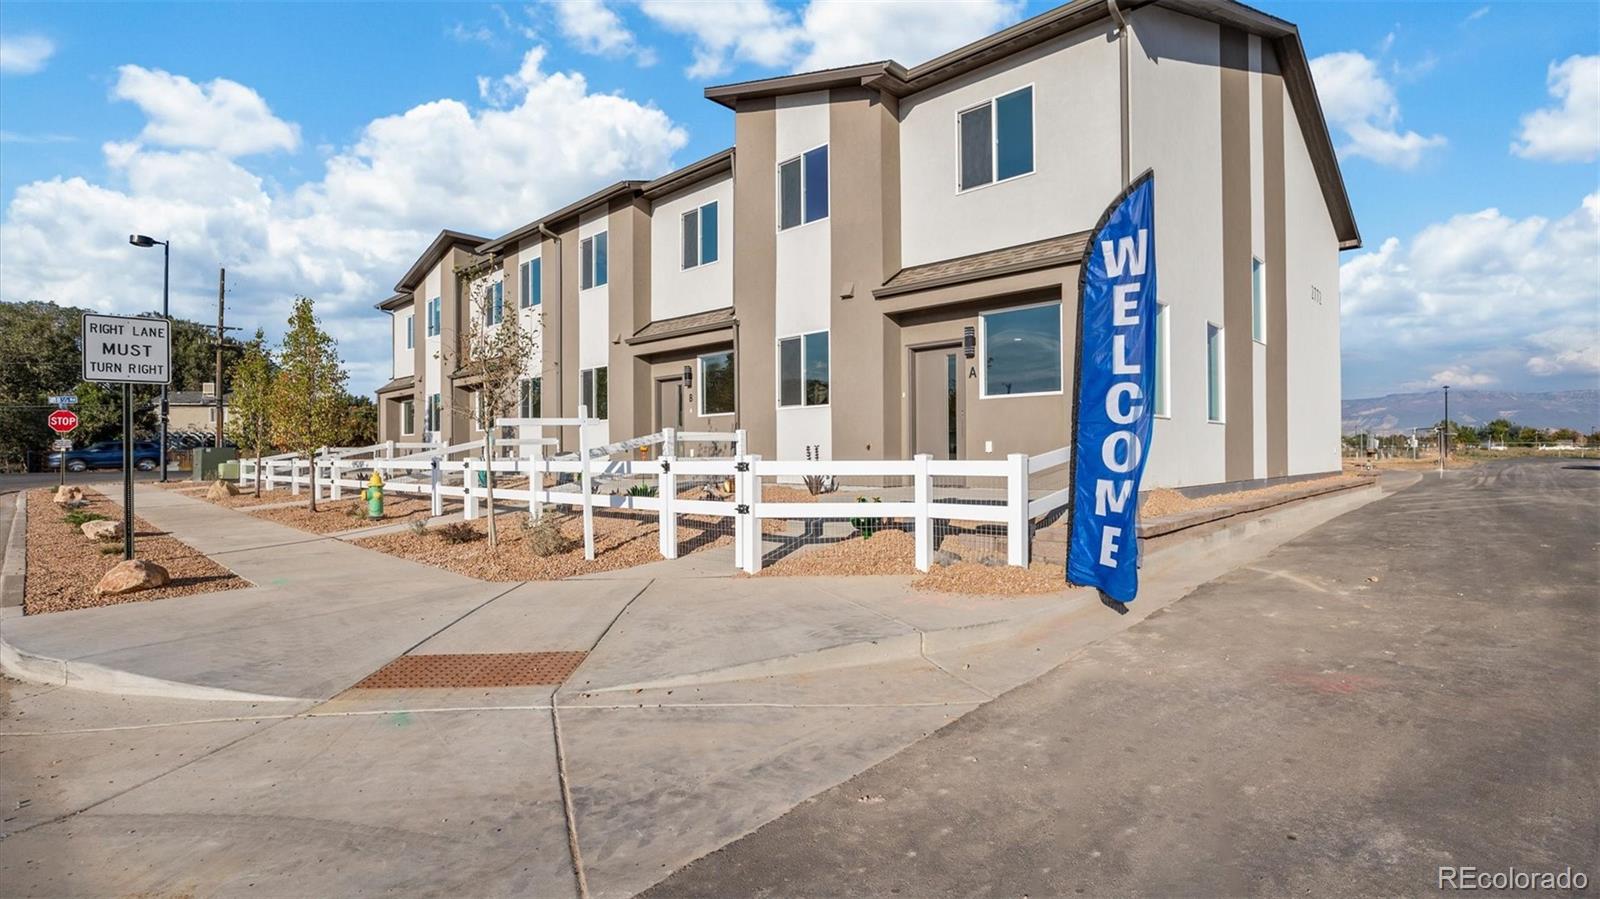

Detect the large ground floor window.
xmin=980 ymin=301 xmax=1062 ymax=397
xmin=778 ymin=331 xmax=829 ymax=407
xmin=699 ymin=351 xmax=735 ymax=416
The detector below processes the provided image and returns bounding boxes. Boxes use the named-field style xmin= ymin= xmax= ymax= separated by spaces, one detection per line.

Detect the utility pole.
xmin=215 ymin=267 xmax=226 ymax=448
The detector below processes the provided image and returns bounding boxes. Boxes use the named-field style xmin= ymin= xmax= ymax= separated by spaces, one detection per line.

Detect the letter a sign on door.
xmin=1066 ymin=171 xmax=1156 ymax=603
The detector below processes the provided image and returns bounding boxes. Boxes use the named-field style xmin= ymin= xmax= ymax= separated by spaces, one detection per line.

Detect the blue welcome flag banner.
xmin=1066 ymin=171 xmax=1157 ymax=603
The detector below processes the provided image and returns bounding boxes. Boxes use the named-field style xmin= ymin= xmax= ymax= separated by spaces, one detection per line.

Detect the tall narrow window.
xmin=1207 ymin=323 xmax=1224 ymax=422
xmin=1153 ymin=303 xmax=1170 ymax=417
xmin=484 ymin=281 xmax=504 ymax=326
xmin=699 ymin=351 xmax=735 ymax=415
xmin=427 ymin=392 xmax=442 ymax=432
xmin=581 ymin=367 xmax=608 ymax=420
xmin=959 ymin=86 xmax=1034 ymax=191
xmin=427 ymin=297 xmax=441 ymax=337
xmin=778 ymin=145 xmax=828 ymax=230
xmin=581 ymin=233 xmax=608 ymax=289
xmin=778 ymin=332 xmax=829 ymax=407
xmin=520 ymin=258 xmax=541 ymax=307
xmin=519 ymin=377 xmax=541 ymax=418
xmin=1251 ymin=256 xmax=1265 ymax=343
xmin=401 ymin=399 xmax=415 ymax=435
xmin=405 ymin=313 xmax=413 ymax=349
xmin=682 ymin=201 xmax=719 ymax=269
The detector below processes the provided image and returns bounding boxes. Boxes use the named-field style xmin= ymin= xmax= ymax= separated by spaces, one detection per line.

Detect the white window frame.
xmin=520 ymin=258 xmax=541 ymax=308
xmin=404 ymin=313 xmax=413 ymax=349
xmin=977 ymin=299 xmax=1064 ymax=400
xmin=1206 ymin=322 xmax=1225 ymax=424
xmin=580 ymin=366 xmax=608 ymax=420
xmin=698 ymin=350 xmax=737 ymax=418
xmin=776 ymin=330 xmax=830 ymax=409
xmin=580 ymin=232 xmax=608 ymax=290
xmin=400 ymin=398 xmax=415 ymax=436
xmin=955 ymin=83 xmax=1037 ymax=195
xmin=681 ymin=201 xmax=720 ymax=270
xmin=776 ymin=143 xmax=829 ymax=232
xmin=519 ymin=376 xmax=541 ymax=418
xmin=1153 ymin=302 xmax=1170 ymax=419
xmin=483 ymin=280 xmax=504 ymax=327
xmin=1251 ymin=256 xmax=1265 ymax=344
xmin=426 ymin=297 xmax=441 ymax=337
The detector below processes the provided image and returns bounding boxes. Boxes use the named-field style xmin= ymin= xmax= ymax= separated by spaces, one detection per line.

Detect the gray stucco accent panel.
xmin=1219 ymin=25 xmax=1254 ymax=482
xmin=733 ymin=97 xmax=778 ymax=457
xmin=1264 ymin=47 xmax=1289 ymax=478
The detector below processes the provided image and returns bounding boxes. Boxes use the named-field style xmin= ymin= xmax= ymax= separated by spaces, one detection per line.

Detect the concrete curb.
xmin=0 ymin=636 xmax=308 ymax=703
xmin=0 ymin=491 xmax=26 ymax=610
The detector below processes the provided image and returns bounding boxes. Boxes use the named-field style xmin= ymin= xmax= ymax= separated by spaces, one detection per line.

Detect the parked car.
xmin=46 ymin=440 xmax=162 ymax=472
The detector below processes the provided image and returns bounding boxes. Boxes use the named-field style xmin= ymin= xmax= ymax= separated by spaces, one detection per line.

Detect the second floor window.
xmin=581 ymin=232 xmax=608 ymax=290
xmin=682 ymin=201 xmax=719 ymax=269
xmin=1251 ymin=256 xmax=1265 ymax=343
xmin=404 ymin=313 xmax=413 ymax=349
xmin=779 ymin=145 xmax=828 ymax=230
xmin=484 ymin=281 xmax=504 ymax=326
xmin=520 ymin=258 xmax=542 ymax=307
xmin=427 ymin=297 xmax=441 ymax=337
xmin=959 ymin=85 xmax=1034 ymax=191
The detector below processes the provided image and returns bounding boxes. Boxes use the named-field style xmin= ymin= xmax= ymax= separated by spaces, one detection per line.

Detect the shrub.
xmin=526 ymin=514 xmax=566 ymax=557
xmin=850 ymin=497 xmax=883 ymax=539
xmin=437 ymin=522 xmax=481 ymax=544
xmin=626 ymin=483 xmax=658 ymax=497
xmin=98 ymin=543 xmax=122 ymax=555
xmin=63 ymin=510 xmax=109 ymax=527
xmin=408 ymin=519 xmax=428 ymax=537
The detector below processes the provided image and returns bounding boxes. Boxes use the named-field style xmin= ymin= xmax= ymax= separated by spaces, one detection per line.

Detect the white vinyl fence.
xmin=239 ymin=408 xmax=1074 ymax=573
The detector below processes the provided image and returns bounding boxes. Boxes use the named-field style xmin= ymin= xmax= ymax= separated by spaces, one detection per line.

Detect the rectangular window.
xmin=681 ymin=201 xmax=719 ymax=269
xmin=519 ymin=377 xmax=541 ymax=418
xmin=427 ymin=393 xmax=442 ymax=432
xmin=520 ymin=258 xmax=541 ymax=307
xmin=401 ymin=399 xmax=415 ymax=435
xmin=1251 ymin=256 xmax=1265 ymax=343
xmin=581 ymin=366 xmax=608 ymax=420
xmin=404 ymin=313 xmax=413 ymax=349
xmin=959 ymin=86 xmax=1034 ymax=191
xmin=1207 ymin=323 xmax=1224 ymax=422
xmin=699 ymin=351 xmax=735 ymax=416
xmin=778 ymin=145 xmax=828 ymax=230
xmin=581 ymin=233 xmax=608 ymax=289
xmin=1153 ymin=303 xmax=1170 ymax=417
xmin=427 ymin=297 xmax=441 ymax=337
xmin=980 ymin=302 xmax=1062 ymax=397
xmin=778 ymin=331 xmax=829 ymax=407
xmin=484 ymin=281 xmax=504 ymax=326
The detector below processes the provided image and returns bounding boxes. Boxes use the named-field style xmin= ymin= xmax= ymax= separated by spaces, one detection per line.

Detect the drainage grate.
xmin=351 ymin=651 xmax=588 ymax=689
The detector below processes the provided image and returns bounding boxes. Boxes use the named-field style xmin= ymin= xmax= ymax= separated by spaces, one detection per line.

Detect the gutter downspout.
xmin=1109 ymin=0 xmax=1132 ymax=186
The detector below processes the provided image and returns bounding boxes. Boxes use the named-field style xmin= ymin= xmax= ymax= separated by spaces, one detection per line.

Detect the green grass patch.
xmin=63 ymin=510 xmax=109 ymax=527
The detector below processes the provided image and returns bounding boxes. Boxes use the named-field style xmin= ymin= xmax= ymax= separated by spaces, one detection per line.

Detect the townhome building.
xmin=374 ymin=0 xmax=1358 ymax=490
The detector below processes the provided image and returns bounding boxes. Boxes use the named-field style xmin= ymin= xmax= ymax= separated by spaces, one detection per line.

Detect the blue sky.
xmin=1 ymin=0 xmax=1595 ymax=399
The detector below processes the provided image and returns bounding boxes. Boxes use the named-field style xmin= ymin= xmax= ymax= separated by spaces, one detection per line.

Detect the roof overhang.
xmin=641 ymin=148 xmax=735 ymax=201
xmin=625 ymin=307 xmax=737 ymax=347
xmin=477 ymin=180 xmax=646 ymax=256
xmin=375 ymin=292 xmax=412 ymax=311
xmin=395 ymin=230 xmax=489 ymax=293
xmin=374 ymin=377 xmax=415 ymax=396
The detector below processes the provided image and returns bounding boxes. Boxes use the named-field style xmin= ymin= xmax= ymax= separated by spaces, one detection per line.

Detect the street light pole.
xmin=1442 ymin=384 xmax=1451 ymax=469
xmin=130 ymin=234 xmax=171 ymax=481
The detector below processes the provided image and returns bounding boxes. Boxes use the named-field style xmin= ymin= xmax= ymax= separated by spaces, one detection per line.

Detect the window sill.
xmin=980 ymin=388 xmax=1063 ymax=400
xmin=1207 ymin=418 xmax=1225 ymax=425
xmin=777 ymin=403 xmax=830 ymax=411
xmin=777 ymin=216 xmax=828 ymax=235
xmin=956 ymin=168 xmax=1036 ymax=197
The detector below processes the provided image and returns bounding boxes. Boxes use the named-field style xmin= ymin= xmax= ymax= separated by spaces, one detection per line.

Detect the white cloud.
xmin=551 ymin=0 xmax=655 ymax=66
xmin=1463 ymin=6 xmax=1489 ymax=24
xmin=637 ymin=0 xmax=1022 ymax=79
xmin=111 ymin=65 xmax=301 ymax=157
xmin=1310 ymin=51 xmax=1445 ymax=168
xmin=1512 ymin=54 xmax=1600 ymax=163
xmin=0 ymin=131 xmax=75 ymax=144
xmin=1341 ymin=194 xmax=1600 ymax=392
xmin=0 ymin=34 xmax=54 ymax=75
xmin=1408 ymin=366 xmax=1496 ymax=391
xmin=0 ymin=49 xmax=689 ymax=394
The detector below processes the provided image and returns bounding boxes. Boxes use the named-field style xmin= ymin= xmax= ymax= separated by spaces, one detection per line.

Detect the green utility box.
xmin=216 ymin=460 xmax=241 ymax=481
xmin=191 ymin=447 xmax=238 ymax=481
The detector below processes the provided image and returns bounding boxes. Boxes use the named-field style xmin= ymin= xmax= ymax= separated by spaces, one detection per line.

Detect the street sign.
xmin=81 ymin=313 xmax=171 ymax=384
xmin=52 ymin=439 xmax=72 ymax=451
xmin=48 ymin=394 xmax=78 ymax=406
xmin=47 ymin=409 xmax=79 ymax=433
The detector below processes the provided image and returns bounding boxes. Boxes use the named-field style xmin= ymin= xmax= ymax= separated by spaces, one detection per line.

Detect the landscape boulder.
xmin=93 ymin=559 xmax=170 ymax=596
xmin=206 ymin=479 xmax=240 ymax=500
xmin=81 ymin=519 xmax=123 ymax=541
xmin=53 ymin=485 xmax=84 ymax=505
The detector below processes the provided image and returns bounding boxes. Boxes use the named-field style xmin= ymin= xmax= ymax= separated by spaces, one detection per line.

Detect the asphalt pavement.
xmin=646 ymin=458 xmax=1600 ymax=897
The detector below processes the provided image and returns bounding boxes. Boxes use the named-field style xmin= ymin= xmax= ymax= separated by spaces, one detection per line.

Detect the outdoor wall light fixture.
xmin=963 ymin=326 xmax=976 ymax=358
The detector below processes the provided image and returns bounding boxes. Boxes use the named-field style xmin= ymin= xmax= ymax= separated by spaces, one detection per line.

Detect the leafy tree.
xmin=335 ymin=395 xmax=378 ymax=448
xmin=270 ymin=297 xmax=348 ymax=511
xmin=229 ymin=334 xmax=275 ymax=496
xmin=456 ymin=268 xmax=538 ymax=547
xmin=1453 ymin=424 xmax=1480 ymax=446
xmin=1550 ymin=427 xmax=1579 ymax=442
xmin=1485 ymin=418 xmax=1514 ymax=445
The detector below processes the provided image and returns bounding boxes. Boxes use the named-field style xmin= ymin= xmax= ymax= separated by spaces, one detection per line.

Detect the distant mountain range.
xmin=1342 ymin=389 xmax=1600 ymax=435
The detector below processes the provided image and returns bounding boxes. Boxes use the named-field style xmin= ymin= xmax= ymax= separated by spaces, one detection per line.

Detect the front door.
xmin=657 ymin=377 xmax=683 ymax=431
xmin=912 ymin=347 xmax=961 ymax=459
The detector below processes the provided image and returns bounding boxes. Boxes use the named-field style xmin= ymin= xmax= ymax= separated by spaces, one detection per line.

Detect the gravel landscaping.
xmin=750 ymin=528 xmax=1066 ymax=595
xmin=246 ymin=495 xmax=437 ymax=534
xmin=352 ymin=508 xmax=731 ymax=581
xmin=22 ymin=488 xmax=249 ymax=615
xmin=1137 ymin=473 xmax=1358 ymax=519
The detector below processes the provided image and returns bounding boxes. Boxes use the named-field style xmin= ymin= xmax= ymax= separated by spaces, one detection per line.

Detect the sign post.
xmin=47 ymin=407 xmax=79 ymax=488
xmin=81 ymin=313 xmax=171 ymax=561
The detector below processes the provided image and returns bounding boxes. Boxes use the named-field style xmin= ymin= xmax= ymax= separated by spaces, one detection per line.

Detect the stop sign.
xmin=47 ymin=409 xmax=79 ymax=434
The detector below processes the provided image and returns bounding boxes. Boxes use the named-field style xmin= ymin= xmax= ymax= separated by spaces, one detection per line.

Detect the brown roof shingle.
xmin=875 ymin=231 xmax=1090 ymax=298
xmin=626 ymin=307 xmax=736 ymax=345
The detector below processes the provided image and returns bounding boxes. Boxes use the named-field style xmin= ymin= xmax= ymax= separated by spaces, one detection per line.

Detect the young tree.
xmin=229 ymin=331 xmax=275 ymax=496
xmin=456 ymin=267 xmax=538 ymax=547
xmin=270 ymin=297 xmax=348 ymax=511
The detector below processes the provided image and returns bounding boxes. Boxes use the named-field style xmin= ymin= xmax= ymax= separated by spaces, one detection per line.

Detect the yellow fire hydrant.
xmin=362 ymin=471 xmax=384 ymax=519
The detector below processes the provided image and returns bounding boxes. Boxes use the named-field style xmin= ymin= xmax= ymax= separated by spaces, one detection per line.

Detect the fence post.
xmin=1006 ymin=452 xmax=1029 ymax=567
xmin=530 ymin=449 xmax=543 ymax=519
xmin=659 ymin=427 xmax=677 ymax=559
xmin=734 ymin=428 xmax=747 ymax=457
xmin=291 ymin=459 xmax=301 ymax=496
xmin=463 ymin=460 xmax=478 ymax=520
xmin=330 ymin=460 xmax=342 ymax=500
xmin=742 ymin=455 xmax=762 ymax=574
xmin=430 ymin=457 xmax=442 ymax=517
xmin=579 ymin=405 xmax=594 ymax=561
xmin=913 ymin=453 xmax=932 ymax=572
xmin=385 ymin=440 xmax=395 ymax=460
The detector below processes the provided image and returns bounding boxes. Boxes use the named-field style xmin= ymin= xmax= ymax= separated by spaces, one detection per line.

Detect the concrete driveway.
xmin=644 ymin=458 xmax=1600 ymax=897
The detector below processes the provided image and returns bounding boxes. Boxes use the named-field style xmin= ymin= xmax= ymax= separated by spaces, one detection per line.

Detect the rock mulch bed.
xmin=748 ymin=528 xmax=1064 ymax=595
xmin=911 ymin=561 xmax=1065 ymax=595
xmin=199 ymin=485 xmax=316 ymax=509
xmin=22 ymin=488 xmax=248 ymax=615
xmin=246 ymin=495 xmax=437 ymax=534
xmin=1138 ymin=474 xmax=1358 ymax=519
xmin=352 ymin=509 xmax=731 ymax=581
